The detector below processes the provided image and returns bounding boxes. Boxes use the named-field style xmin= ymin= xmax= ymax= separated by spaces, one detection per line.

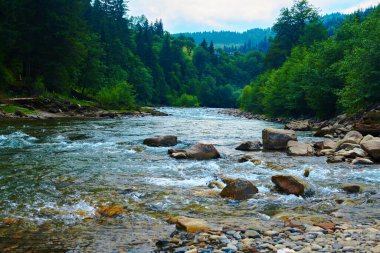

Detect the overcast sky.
xmin=128 ymin=0 xmax=380 ymax=33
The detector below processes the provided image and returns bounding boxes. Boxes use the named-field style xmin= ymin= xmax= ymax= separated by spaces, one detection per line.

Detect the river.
xmin=0 ymin=108 xmax=379 ymax=252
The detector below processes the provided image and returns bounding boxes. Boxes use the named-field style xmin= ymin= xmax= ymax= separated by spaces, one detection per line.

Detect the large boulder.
xmin=338 ymin=131 xmax=363 ymax=145
xmin=143 ymin=135 xmax=177 ymax=147
xmin=287 ymin=141 xmax=314 ymax=156
xmin=235 ymin=140 xmax=262 ymax=151
xmin=285 ymin=120 xmax=310 ymax=131
xmin=220 ymin=179 xmax=258 ymax=200
xmin=262 ymin=128 xmax=297 ymax=150
xmin=354 ymin=111 xmax=380 ymax=136
xmin=360 ymin=138 xmax=380 ymax=161
xmin=271 ymin=175 xmax=309 ymax=196
xmin=168 ymin=143 xmax=221 ymax=160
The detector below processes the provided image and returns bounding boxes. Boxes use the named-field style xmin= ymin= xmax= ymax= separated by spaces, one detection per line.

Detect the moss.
xmin=0 ymin=105 xmax=37 ymax=115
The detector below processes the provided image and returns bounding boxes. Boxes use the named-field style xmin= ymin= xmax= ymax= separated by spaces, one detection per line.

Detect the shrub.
xmin=96 ymin=82 xmax=135 ymax=109
xmin=175 ymin=93 xmax=200 ymax=107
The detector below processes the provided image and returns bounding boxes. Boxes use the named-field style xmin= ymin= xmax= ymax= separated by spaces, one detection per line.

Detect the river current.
xmin=0 ymin=108 xmax=379 ymax=252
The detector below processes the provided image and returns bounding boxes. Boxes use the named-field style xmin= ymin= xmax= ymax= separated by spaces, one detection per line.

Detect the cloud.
xmin=128 ymin=0 xmax=380 ymax=33
xmin=341 ymin=0 xmax=380 ymax=13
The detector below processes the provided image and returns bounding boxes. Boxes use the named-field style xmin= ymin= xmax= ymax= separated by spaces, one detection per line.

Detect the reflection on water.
xmin=0 ymin=108 xmax=379 ymax=252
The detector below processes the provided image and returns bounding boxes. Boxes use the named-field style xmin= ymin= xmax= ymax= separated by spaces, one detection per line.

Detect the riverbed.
xmin=0 ymin=108 xmax=379 ymax=252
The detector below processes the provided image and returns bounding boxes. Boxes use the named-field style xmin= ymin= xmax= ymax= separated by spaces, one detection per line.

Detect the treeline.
xmin=240 ymin=1 xmax=380 ymax=119
xmin=0 ymin=0 xmax=265 ymax=108
xmin=174 ymin=28 xmax=274 ymax=53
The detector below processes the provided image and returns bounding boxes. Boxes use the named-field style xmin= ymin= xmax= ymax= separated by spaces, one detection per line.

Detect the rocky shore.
xmin=0 ymin=97 xmax=168 ymax=120
xmin=156 ymin=217 xmax=380 ymax=253
xmin=147 ymin=114 xmax=379 ymax=252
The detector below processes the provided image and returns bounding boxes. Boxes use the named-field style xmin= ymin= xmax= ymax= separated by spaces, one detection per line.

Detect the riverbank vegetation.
xmin=240 ymin=1 xmax=380 ymax=119
xmin=0 ymin=0 xmax=378 ymax=117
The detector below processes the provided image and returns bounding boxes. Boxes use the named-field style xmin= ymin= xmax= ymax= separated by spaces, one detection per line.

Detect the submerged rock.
xmin=235 ymin=140 xmax=262 ymax=151
xmin=342 ymin=185 xmax=362 ymax=194
xmin=287 ymin=141 xmax=314 ymax=156
xmin=97 ymin=205 xmax=124 ymax=217
xmin=271 ymin=175 xmax=309 ymax=196
xmin=220 ymin=179 xmax=258 ymax=200
xmin=143 ymin=135 xmax=178 ymax=147
xmin=327 ymin=155 xmax=345 ymax=163
xmin=262 ymin=128 xmax=297 ymax=150
xmin=168 ymin=143 xmax=221 ymax=160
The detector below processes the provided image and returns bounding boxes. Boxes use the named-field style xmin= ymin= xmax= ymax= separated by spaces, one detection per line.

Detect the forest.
xmin=0 ymin=0 xmax=379 ymax=118
xmin=240 ymin=2 xmax=380 ymax=119
xmin=0 ymin=0 xmax=266 ymax=109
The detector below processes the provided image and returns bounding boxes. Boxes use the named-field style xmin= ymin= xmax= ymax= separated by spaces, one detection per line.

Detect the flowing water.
xmin=0 ymin=108 xmax=379 ymax=252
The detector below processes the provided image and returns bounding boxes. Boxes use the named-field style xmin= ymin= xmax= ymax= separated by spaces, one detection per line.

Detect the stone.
xmin=327 ymin=155 xmax=345 ymax=163
xmin=238 ymin=155 xmax=253 ymax=163
xmin=208 ymin=181 xmax=224 ymax=190
xmin=339 ymin=131 xmax=363 ymax=145
xmin=354 ymin=111 xmax=380 ymax=136
xmin=342 ymin=185 xmax=362 ymax=194
xmin=168 ymin=216 xmax=212 ymax=233
xmin=361 ymin=138 xmax=380 ymax=161
xmin=303 ymin=168 xmax=311 ymax=177
xmin=320 ymin=149 xmax=335 ymax=156
xmin=323 ymin=141 xmax=337 ymax=150
xmin=285 ymin=120 xmax=310 ymax=131
xmin=262 ymin=128 xmax=297 ymax=150
xmin=351 ymin=157 xmax=374 ymax=165
xmin=360 ymin=135 xmax=374 ymax=145
xmin=287 ymin=141 xmax=314 ymax=156
xmin=244 ymin=230 xmax=261 ymax=238
xmin=263 ymin=230 xmax=279 ymax=236
xmin=235 ymin=140 xmax=262 ymax=151
xmin=144 ymin=135 xmax=178 ymax=147
xmin=97 ymin=205 xmax=124 ymax=217
xmin=169 ymin=143 xmax=221 ymax=160
xmin=335 ymin=143 xmax=361 ymax=152
xmin=220 ymin=179 xmax=258 ymax=200
xmin=271 ymin=175 xmax=309 ymax=196
xmin=314 ymin=126 xmax=334 ymax=137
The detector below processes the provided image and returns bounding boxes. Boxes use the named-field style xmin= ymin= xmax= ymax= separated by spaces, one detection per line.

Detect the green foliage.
xmin=175 ymin=94 xmax=200 ymax=107
xmin=241 ymin=5 xmax=380 ymax=119
xmin=96 ymin=82 xmax=136 ymax=109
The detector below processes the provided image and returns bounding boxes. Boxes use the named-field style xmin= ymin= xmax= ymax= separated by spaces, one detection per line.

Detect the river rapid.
xmin=0 ymin=108 xmax=379 ymax=252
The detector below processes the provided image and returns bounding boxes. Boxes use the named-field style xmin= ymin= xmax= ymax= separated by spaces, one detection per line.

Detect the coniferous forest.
xmin=0 ymin=0 xmax=379 ymax=118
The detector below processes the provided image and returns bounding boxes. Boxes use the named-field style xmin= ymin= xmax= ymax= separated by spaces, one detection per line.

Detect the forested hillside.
xmin=240 ymin=1 xmax=380 ymax=119
xmin=0 ymin=0 xmax=264 ymax=108
xmin=174 ymin=29 xmax=273 ymax=53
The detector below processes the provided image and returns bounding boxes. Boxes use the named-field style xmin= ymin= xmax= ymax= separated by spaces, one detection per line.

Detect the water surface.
xmin=0 ymin=108 xmax=379 ymax=252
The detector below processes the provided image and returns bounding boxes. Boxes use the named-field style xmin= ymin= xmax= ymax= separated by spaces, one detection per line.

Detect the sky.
xmin=128 ymin=0 xmax=380 ymax=33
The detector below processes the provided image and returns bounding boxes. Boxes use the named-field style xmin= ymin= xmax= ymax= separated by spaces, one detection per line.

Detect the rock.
xmin=360 ymin=135 xmax=374 ymax=145
xmin=169 ymin=143 xmax=221 ymax=160
xmin=97 ymin=205 xmax=124 ymax=217
xmin=271 ymin=175 xmax=309 ymax=196
xmin=262 ymin=128 xmax=297 ymax=150
xmin=323 ymin=141 xmax=337 ymax=150
xmin=208 ymin=181 xmax=224 ymax=190
xmin=14 ymin=110 xmax=27 ymax=117
xmin=335 ymin=148 xmax=366 ymax=158
xmin=287 ymin=141 xmax=314 ymax=156
xmin=321 ymin=149 xmax=335 ymax=156
xmin=342 ymin=185 xmax=362 ymax=194
xmin=263 ymin=230 xmax=279 ymax=236
xmin=221 ymin=177 xmax=237 ymax=185
xmin=192 ymin=189 xmax=220 ymax=198
xmin=168 ymin=216 xmax=212 ymax=233
xmin=336 ymin=143 xmax=361 ymax=152
xmin=238 ymin=155 xmax=253 ymax=163
xmin=220 ymin=179 xmax=258 ymax=200
xmin=244 ymin=230 xmax=261 ymax=238
xmin=285 ymin=120 xmax=310 ymax=131
xmin=354 ymin=111 xmax=380 ymax=136
xmin=235 ymin=140 xmax=262 ymax=151
xmin=304 ymin=168 xmax=311 ymax=177
xmin=314 ymin=126 xmax=334 ymax=137
xmin=327 ymin=155 xmax=345 ymax=163
xmin=351 ymin=157 xmax=374 ymax=165
xmin=340 ymin=131 xmax=363 ymax=145
xmin=361 ymin=138 xmax=380 ymax=161
xmin=143 ymin=135 xmax=178 ymax=147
